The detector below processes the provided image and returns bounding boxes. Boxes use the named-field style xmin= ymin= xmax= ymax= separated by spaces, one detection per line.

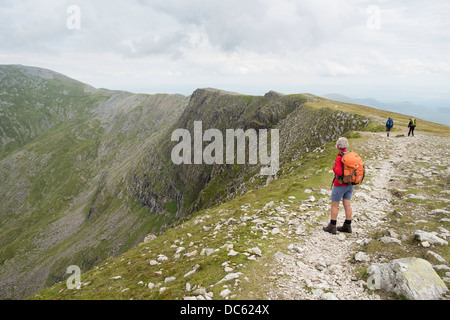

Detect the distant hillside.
xmin=0 ymin=65 xmax=188 ymax=299
xmin=321 ymin=93 xmax=450 ymax=126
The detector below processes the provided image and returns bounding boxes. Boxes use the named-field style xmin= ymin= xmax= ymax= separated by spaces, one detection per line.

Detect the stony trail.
xmin=33 ymin=128 xmax=448 ymax=301
xmin=267 ymin=129 xmax=449 ymax=300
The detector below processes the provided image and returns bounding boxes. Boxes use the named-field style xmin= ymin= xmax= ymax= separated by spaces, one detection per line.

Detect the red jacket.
xmin=333 ymin=153 xmax=348 ymax=187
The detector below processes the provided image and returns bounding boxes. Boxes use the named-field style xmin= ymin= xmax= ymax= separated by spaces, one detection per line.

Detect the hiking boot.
xmin=337 ymin=223 xmax=352 ymax=233
xmin=323 ymin=223 xmax=337 ymax=235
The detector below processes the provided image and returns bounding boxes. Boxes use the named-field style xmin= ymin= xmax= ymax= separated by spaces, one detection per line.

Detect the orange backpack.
xmin=338 ymin=151 xmax=365 ymax=185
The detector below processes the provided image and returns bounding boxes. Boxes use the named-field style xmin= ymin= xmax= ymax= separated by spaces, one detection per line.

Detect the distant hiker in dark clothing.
xmin=323 ymin=137 xmax=353 ymax=235
xmin=386 ymin=117 xmax=394 ymax=137
xmin=408 ymin=118 xmax=416 ymax=137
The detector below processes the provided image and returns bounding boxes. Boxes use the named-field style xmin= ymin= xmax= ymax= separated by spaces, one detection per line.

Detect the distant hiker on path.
xmin=386 ymin=117 xmax=394 ymax=137
xmin=408 ymin=118 xmax=416 ymax=137
xmin=323 ymin=137 xmax=354 ymax=235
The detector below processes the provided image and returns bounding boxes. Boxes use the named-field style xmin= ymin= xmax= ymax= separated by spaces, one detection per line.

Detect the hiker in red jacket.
xmin=323 ymin=137 xmax=353 ymax=234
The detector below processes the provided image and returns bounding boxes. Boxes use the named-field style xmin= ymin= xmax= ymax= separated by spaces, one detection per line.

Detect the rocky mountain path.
xmin=36 ymin=128 xmax=447 ymax=301
xmin=267 ymin=129 xmax=449 ymax=300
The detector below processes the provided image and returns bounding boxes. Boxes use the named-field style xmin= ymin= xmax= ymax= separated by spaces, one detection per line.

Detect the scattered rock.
xmin=143 ymin=234 xmax=157 ymax=242
xmin=271 ymin=228 xmax=280 ymax=235
xmin=184 ymin=264 xmax=200 ymax=278
xmin=421 ymin=241 xmax=431 ymax=248
xmin=200 ymin=248 xmax=216 ymax=256
xmin=164 ymin=277 xmax=176 ymax=283
xmin=175 ymin=247 xmax=185 ymax=254
xmin=184 ymin=250 xmax=198 ymax=258
xmin=319 ymin=189 xmax=331 ymax=196
xmin=337 ymin=234 xmax=346 ymax=241
xmin=433 ymin=265 xmax=450 ymax=271
xmin=288 ymin=243 xmax=303 ymax=253
xmin=248 ymin=247 xmax=262 ymax=256
xmin=367 ymin=257 xmax=448 ymax=300
xmin=388 ymin=230 xmax=399 ymax=239
xmin=264 ymin=201 xmax=274 ymax=210
xmin=426 ymin=251 xmax=447 ymax=263
xmin=311 ymin=288 xmax=323 ymax=297
xmin=193 ymin=287 xmax=207 ymax=295
xmin=220 ymin=289 xmax=232 ymax=297
xmin=315 ymin=261 xmax=327 ymax=271
xmin=355 ymin=192 xmax=371 ymax=202
xmin=157 ymin=254 xmax=168 ymax=262
xmin=322 ymin=292 xmax=339 ymax=300
xmin=354 ymin=252 xmax=370 ymax=262
xmin=430 ymin=209 xmax=450 ymax=215
xmin=408 ymin=194 xmax=426 ymax=201
xmin=215 ymin=272 xmax=243 ymax=286
xmin=379 ymin=236 xmax=402 ymax=245
xmin=413 ymin=230 xmax=448 ymax=246
xmin=159 ymin=287 xmax=167 ymax=294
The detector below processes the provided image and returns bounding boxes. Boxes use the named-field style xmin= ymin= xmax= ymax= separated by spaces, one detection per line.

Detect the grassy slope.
xmin=0 ymin=69 xmax=188 ymax=298
xmin=32 ymin=99 xmax=449 ymax=300
xmin=32 ymin=132 xmax=344 ymax=300
xmin=304 ymin=96 xmax=450 ymax=135
xmin=0 ymin=65 xmax=110 ymax=159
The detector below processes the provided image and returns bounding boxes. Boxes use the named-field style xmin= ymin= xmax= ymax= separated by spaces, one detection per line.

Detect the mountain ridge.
xmin=0 ymin=65 xmax=448 ymax=299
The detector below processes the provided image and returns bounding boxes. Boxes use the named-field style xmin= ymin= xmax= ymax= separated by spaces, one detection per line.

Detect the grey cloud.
xmin=1 ymin=0 xmax=449 ymax=90
xmin=0 ymin=1 xmax=73 ymax=54
xmin=130 ymin=31 xmax=189 ymax=58
xmin=147 ymin=0 xmax=366 ymax=54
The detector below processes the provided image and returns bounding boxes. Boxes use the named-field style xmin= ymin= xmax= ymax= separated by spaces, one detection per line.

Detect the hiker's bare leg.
xmin=342 ymin=198 xmax=352 ymax=221
xmin=331 ymin=201 xmax=339 ymax=220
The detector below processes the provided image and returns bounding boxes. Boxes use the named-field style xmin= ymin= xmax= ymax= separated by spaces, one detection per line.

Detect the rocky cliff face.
xmin=132 ymin=88 xmax=368 ymax=218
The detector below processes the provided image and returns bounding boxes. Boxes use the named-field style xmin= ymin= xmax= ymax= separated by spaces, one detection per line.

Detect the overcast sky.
xmin=1 ymin=0 xmax=450 ymax=103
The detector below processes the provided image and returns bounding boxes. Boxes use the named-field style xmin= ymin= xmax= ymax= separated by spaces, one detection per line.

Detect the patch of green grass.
xmin=164 ymin=201 xmax=178 ymax=215
xmin=362 ymin=122 xmax=387 ymax=132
